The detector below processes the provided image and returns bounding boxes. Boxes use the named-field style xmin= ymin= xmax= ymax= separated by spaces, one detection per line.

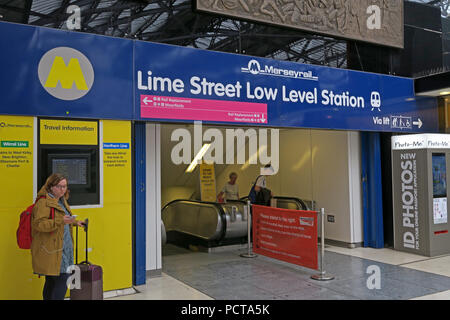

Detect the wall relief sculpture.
xmin=196 ymin=0 xmax=403 ymax=48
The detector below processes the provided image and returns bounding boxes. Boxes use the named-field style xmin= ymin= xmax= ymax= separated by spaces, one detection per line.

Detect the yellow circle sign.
xmin=38 ymin=47 xmax=94 ymax=101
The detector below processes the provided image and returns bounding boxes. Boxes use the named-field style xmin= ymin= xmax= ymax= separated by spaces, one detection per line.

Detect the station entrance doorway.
xmin=156 ymin=122 xmax=364 ymax=260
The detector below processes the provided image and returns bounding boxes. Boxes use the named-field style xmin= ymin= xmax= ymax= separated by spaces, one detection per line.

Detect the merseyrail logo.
xmin=38 ymin=47 xmax=94 ymax=100
xmin=241 ymin=59 xmax=318 ymax=81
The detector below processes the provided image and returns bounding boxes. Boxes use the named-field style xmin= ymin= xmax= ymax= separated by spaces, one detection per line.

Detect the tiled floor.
xmin=110 ymin=244 xmax=450 ymax=300
xmin=411 ymin=290 xmax=450 ymax=300
xmin=402 ymin=256 xmax=450 ymax=277
xmin=108 ymin=272 xmax=213 ymax=300
xmin=324 ymin=245 xmax=427 ymax=265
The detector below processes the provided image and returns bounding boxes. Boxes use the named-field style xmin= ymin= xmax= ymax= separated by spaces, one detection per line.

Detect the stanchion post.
xmin=311 ymin=208 xmax=334 ymax=281
xmin=240 ymin=200 xmax=257 ymax=258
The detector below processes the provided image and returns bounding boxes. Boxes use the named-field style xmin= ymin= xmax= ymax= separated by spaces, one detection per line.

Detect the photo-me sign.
xmin=392 ymin=134 xmax=450 ymax=256
xmin=135 ymin=41 xmax=437 ymax=132
xmin=196 ymin=0 xmax=404 ymax=48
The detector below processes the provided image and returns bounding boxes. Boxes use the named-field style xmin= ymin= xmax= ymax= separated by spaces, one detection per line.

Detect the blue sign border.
xmin=0 ymin=21 xmax=438 ymax=133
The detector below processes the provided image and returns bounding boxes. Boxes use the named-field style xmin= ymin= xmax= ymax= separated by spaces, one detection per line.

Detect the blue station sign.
xmin=0 ymin=21 xmax=439 ymax=133
xmin=0 ymin=22 xmax=133 ymax=120
xmin=134 ymin=41 xmax=438 ymax=132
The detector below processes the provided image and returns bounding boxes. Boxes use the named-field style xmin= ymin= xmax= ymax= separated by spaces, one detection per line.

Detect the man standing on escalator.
xmin=249 ymin=164 xmax=274 ymax=206
xmin=217 ymin=172 xmax=239 ymax=203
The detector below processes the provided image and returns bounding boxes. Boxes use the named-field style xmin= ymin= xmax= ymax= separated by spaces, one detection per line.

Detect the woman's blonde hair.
xmin=44 ymin=173 xmax=70 ymax=199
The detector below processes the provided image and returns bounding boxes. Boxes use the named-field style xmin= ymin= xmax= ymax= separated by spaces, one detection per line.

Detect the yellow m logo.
xmin=44 ymin=56 xmax=88 ymax=90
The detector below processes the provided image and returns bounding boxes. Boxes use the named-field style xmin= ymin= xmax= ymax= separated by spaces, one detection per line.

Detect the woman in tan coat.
xmin=31 ymin=173 xmax=84 ymax=300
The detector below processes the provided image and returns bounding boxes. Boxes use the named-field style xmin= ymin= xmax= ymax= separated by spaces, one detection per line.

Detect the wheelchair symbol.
xmin=371 ymin=92 xmax=381 ymax=111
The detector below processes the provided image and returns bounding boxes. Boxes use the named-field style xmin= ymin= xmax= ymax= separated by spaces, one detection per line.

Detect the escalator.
xmin=162 ymin=196 xmax=313 ymax=249
xmin=161 ymin=199 xmax=249 ymax=248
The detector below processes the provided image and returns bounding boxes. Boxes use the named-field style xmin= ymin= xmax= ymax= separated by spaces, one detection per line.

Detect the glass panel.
xmin=431 ymin=153 xmax=448 ymax=225
xmin=432 ymin=153 xmax=447 ymax=198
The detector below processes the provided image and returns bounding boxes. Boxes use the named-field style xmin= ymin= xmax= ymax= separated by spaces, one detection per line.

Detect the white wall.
xmin=215 ymin=129 xmax=363 ymax=244
xmin=310 ymin=130 xmax=363 ymax=244
xmin=161 ymin=186 xmax=195 ymax=208
xmin=348 ymin=132 xmax=364 ymax=244
xmin=214 ymin=128 xmax=314 ymax=201
xmin=269 ymin=129 xmax=314 ymax=202
xmin=146 ymin=123 xmax=161 ymax=272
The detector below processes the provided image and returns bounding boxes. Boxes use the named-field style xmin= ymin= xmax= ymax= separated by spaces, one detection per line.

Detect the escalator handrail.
xmin=161 ymin=199 xmax=228 ymax=242
xmin=273 ymin=196 xmax=310 ymax=211
xmin=240 ymin=195 xmax=310 ymax=211
xmin=222 ymin=199 xmax=248 ymax=205
xmin=162 ymin=198 xmax=222 ymax=211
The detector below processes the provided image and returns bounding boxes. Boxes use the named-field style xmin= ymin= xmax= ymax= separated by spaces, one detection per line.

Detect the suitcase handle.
xmin=75 ymin=219 xmax=90 ymax=265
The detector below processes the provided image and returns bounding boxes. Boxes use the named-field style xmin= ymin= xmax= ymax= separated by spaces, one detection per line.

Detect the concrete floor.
xmin=109 ymin=244 xmax=450 ymax=300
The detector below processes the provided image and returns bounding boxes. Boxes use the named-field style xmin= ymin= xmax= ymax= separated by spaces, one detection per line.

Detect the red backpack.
xmin=17 ymin=196 xmax=54 ymax=249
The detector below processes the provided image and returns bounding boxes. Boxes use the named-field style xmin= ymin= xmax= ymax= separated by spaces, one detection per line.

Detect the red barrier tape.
xmin=252 ymin=205 xmax=318 ymax=270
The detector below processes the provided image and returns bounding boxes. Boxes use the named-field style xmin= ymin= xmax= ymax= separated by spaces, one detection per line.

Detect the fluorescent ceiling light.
xmin=440 ymin=91 xmax=450 ymax=96
xmin=241 ymin=145 xmax=267 ymax=171
xmin=185 ymin=143 xmax=211 ymax=173
xmin=292 ymin=146 xmax=318 ymax=171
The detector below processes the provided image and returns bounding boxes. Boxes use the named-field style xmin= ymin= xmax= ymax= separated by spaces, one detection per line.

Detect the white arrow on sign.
xmin=261 ymin=113 xmax=266 ymax=123
xmin=413 ymin=118 xmax=423 ymax=129
xmin=143 ymin=97 xmax=152 ymax=105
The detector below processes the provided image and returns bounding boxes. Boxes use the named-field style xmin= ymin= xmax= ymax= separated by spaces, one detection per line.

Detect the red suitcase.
xmin=70 ymin=219 xmax=103 ymax=300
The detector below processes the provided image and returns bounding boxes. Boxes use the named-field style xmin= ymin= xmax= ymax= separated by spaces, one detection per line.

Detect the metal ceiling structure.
xmin=0 ymin=0 xmax=348 ymax=68
xmin=0 ymin=0 xmax=448 ymax=69
xmin=413 ymin=0 xmax=449 ymax=17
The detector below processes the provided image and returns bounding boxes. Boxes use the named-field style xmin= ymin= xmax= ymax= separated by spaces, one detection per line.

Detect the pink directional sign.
xmin=140 ymin=95 xmax=267 ymax=124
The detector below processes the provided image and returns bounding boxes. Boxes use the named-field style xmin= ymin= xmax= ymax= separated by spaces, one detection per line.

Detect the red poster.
xmin=252 ymin=205 xmax=318 ymax=270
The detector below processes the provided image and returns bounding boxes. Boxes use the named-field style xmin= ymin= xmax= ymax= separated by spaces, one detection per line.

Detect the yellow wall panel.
xmin=40 ymin=119 xmax=98 ymax=145
xmin=71 ymin=205 xmax=132 ymax=292
xmin=0 ymin=116 xmax=43 ymax=299
xmin=0 ymin=117 xmax=133 ymax=299
xmin=72 ymin=120 xmax=132 ymax=292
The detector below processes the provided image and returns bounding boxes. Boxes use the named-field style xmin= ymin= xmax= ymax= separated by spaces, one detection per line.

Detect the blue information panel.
xmin=0 ymin=21 xmax=439 ymax=132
